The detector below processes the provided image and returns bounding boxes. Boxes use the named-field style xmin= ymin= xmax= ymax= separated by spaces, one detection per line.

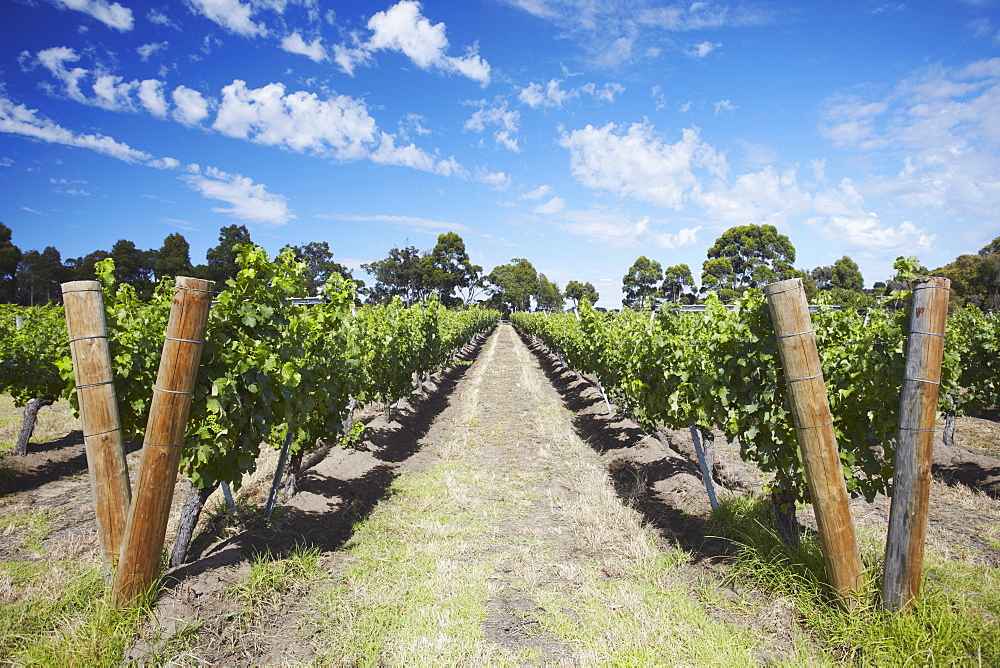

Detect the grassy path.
xmin=309 ymin=324 xmax=771 ymax=664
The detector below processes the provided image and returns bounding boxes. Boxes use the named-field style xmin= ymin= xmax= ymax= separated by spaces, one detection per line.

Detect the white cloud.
xmin=557 ymin=207 xmax=650 ymax=245
xmin=183 ymin=167 xmax=294 ymax=226
xmin=519 ymin=79 xmax=624 ymax=108
xmin=212 ymin=80 xmax=376 ymax=159
xmin=464 ymin=101 xmax=521 ymax=152
xmin=91 ymin=73 xmax=138 ymax=111
xmin=476 ymin=167 xmax=511 ymax=190
xmin=147 ymin=8 xmax=179 ymax=29
xmin=688 ymin=40 xmax=720 ymax=58
xmin=138 ymin=79 xmax=169 ymax=117
xmin=281 ymin=32 xmax=327 ymax=62
xmin=336 ymin=0 xmax=490 ymax=83
xmin=172 ymin=85 xmax=211 ymax=125
xmin=35 ymin=47 xmax=90 ymax=104
xmin=501 ymin=0 xmax=768 ymax=66
xmin=713 ymin=99 xmax=737 ymax=114
xmin=137 ymin=42 xmax=168 ymax=61
xmin=331 ymin=42 xmax=371 ymax=76
xmin=371 ymin=132 xmax=464 ymax=176
xmin=319 ymin=213 xmax=472 ymax=235
xmin=652 ymin=225 xmax=700 ymax=249
xmin=398 ymin=112 xmax=431 ymax=141
xmin=809 ymin=214 xmax=935 ymax=250
xmin=185 ymin=0 xmax=267 ymax=37
xmin=559 ymin=121 xmax=727 ymax=209
xmin=53 ymin=0 xmax=133 ymax=31
xmin=520 ymin=184 xmax=551 ymax=200
xmin=0 ymin=95 xmax=153 ymax=163
xmin=819 ymin=58 xmax=1000 ymax=221
xmin=533 ymin=196 xmax=565 ymax=214
xmin=519 ymin=79 xmax=575 ymax=108
xmin=580 ymin=82 xmax=625 ymax=102
xmin=147 ymin=156 xmax=182 ymax=170
xmin=698 ymin=165 xmax=813 ymax=227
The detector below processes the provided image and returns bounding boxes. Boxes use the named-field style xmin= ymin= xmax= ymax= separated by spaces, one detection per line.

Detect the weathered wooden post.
xmin=765 ymin=278 xmax=863 ymax=603
xmin=61 ymin=280 xmax=131 ymax=579
xmin=882 ymin=276 xmax=950 ymax=613
xmin=112 ymin=277 xmax=213 ymax=607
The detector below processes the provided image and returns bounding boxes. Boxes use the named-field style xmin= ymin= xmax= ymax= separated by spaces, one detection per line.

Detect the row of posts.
xmin=62 ymin=275 xmax=946 ymax=612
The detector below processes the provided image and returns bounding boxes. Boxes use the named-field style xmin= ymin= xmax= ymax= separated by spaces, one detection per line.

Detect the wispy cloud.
xmin=53 ymin=0 xmax=133 ymax=31
xmin=182 ymin=167 xmax=295 ymax=226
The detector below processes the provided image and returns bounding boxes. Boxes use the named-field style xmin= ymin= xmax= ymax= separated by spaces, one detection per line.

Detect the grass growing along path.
xmin=309 ymin=324 xmax=773 ymax=664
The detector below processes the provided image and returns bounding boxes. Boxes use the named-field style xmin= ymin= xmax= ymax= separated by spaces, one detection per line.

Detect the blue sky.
xmin=2 ymin=0 xmax=999 ymax=307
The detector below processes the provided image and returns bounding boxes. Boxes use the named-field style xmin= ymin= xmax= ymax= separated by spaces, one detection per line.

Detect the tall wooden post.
xmin=112 ymin=277 xmax=213 ymax=607
xmin=764 ymin=279 xmax=863 ymax=603
xmin=61 ymin=280 xmax=131 ymax=579
xmin=882 ymin=277 xmax=950 ymax=612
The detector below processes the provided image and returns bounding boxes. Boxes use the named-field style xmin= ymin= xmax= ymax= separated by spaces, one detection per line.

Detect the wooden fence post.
xmin=764 ymin=278 xmax=863 ymax=603
xmin=882 ymin=276 xmax=951 ymax=613
xmin=61 ymin=280 xmax=131 ymax=580
xmin=112 ymin=277 xmax=214 ymax=607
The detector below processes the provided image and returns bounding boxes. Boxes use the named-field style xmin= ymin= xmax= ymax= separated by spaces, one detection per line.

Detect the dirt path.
xmin=130 ymin=323 xmax=772 ymax=665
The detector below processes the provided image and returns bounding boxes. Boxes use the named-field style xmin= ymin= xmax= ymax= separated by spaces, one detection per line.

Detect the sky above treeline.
xmin=2 ymin=0 xmax=999 ymax=307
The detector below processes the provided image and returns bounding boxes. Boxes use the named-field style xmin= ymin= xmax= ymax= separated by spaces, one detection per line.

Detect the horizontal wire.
xmin=83 ymin=427 xmax=121 ymax=439
xmin=76 ymin=380 xmax=113 ymax=390
xmin=68 ymin=334 xmax=107 ymax=344
xmin=154 ymin=387 xmax=193 ymax=395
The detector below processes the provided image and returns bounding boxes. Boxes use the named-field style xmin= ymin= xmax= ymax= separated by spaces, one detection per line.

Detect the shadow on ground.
xmin=517 ymin=329 xmax=735 ymax=563
xmin=163 ymin=330 xmax=492 ymax=590
xmin=1 ymin=431 xmax=142 ymax=496
xmin=933 ymin=446 xmax=1000 ymax=499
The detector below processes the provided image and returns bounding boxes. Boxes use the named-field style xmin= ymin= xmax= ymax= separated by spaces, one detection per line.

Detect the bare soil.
xmin=2 ymin=323 xmax=1000 ymax=664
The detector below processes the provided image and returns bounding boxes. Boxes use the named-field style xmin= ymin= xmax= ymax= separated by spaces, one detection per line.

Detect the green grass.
xmin=0 ymin=395 xmax=79 ymax=450
xmin=313 ymin=461 xmax=501 ymax=665
xmin=0 ymin=560 xmax=147 ymax=666
xmin=0 ymin=505 xmax=61 ymax=553
xmin=227 ymin=544 xmax=324 ymax=611
xmin=711 ymin=494 xmax=1000 ymax=665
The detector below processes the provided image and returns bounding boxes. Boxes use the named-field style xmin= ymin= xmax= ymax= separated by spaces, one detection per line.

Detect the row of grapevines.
xmin=942 ymin=306 xmax=1000 ymax=431
xmin=0 ymin=304 xmax=68 ymax=453
xmin=81 ymin=246 xmax=500 ymax=493
xmin=513 ymin=294 xmax=913 ymax=506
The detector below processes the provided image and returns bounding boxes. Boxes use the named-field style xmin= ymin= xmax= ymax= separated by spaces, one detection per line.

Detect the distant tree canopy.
xmin=701 ymin=224 xmax=796 ymax=301
xmin=661 ymin=264 xmax=695 ymax=304
xmin=17 ymin=246 xmax=68 ymax=305
xmin=536 ymin=273 xmax=563 ymax=312
xmin=565 ymin=280 xmax=599 ymax=309
xmin=934 ymin=235 xmax=1000 ymax=310
xmin=423 ymin=232 xmax=483 ymax=306
xmin=205 ymin=224 xmax=252 ymax=285
xmin=811 ymin=256 xmax=864 ymax=292
xmin=622 ymin=256 xmax=663 ymax=309
xmin=486 ymin=258 xmax=538 ymax=313
xmin=110 ymin=239 xmax=156 ymax=299
xmin=284 ymin=241 xmax=355 ymax=295
xmin=155 ymin=233 xmax=193 ymax=282
xmin=361 ymin=233 xmax=481 ymax=306
xmin=0 ymin=223 xmax=22 ymax=303
xmin=362 ymin=245 xmax=428 ymax=306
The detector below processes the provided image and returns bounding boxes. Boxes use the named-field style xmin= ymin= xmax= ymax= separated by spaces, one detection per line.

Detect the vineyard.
xmin=1 ymin=250 xmax=999 ymax=664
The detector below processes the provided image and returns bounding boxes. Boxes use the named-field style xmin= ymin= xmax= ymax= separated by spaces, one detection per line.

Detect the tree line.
xmin=2 ymin=220 xmax=997 ymax=312
xmin=620 ymin=224 xmax=1000 ymax=311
